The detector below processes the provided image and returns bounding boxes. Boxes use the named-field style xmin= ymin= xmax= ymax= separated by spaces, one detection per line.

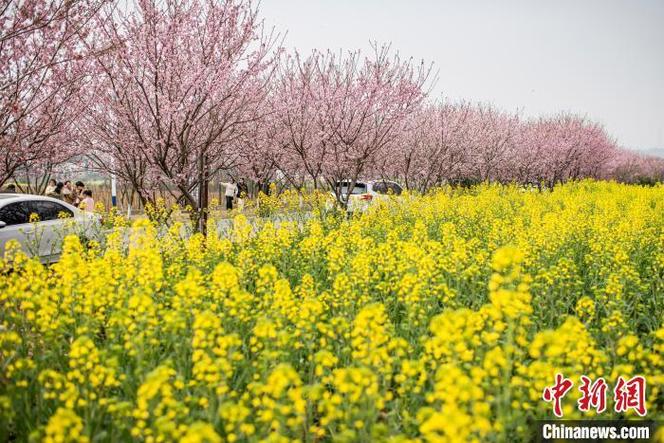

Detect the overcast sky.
xmin=260 ymin=0 xmax=664 ymax=151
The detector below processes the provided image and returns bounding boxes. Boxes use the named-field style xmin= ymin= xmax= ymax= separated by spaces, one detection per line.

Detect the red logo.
xmin=543 ymin=373 xmax=574 ymax=417
xmin=577 ymin=376 xmax=608 ymax=413
xmin=542 ymin=374 xmax=647 ymax=417
xmin=614 ymin=376 xmax=647 ymax=416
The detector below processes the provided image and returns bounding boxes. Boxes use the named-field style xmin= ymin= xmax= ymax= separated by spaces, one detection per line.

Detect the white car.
xmin=0 ymin=194 xmax=101 ymax=264
xmin=331 ymin=180 xmax=403 ymax=212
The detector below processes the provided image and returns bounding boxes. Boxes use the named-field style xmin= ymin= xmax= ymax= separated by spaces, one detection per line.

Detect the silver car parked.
xmin=0 ymin=194 xmax=100 ymax=263
xmin=331 ymin=180 xmax=404 ymax=212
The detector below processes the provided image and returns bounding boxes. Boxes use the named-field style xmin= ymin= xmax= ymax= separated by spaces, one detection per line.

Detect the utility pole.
xmin=111 ymin=174 xmax=117 ymax=207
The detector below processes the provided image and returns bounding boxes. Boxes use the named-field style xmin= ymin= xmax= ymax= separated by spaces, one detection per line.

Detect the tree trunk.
xmin=198 ymin=154 xmax=209 ymax=236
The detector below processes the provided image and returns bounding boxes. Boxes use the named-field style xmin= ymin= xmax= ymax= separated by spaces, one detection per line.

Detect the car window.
xmin=29 ymin=201 xmax=73 ymax=221
xmin=336 ymin=181 xmax=367 ymax=195
xmin=372 ymin=182 xmax=388 ymax=194
xmin=0 ymin=202 xmax=31 ymax=225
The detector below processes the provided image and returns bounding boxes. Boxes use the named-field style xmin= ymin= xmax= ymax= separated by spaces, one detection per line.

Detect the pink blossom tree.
xmin=4 ymin=0 xmax=660 ymax=198
xmin=393 ymin=106 xmax=639 ymax=189
xmin=326 ymin=48 xmax=427 ymax=203
xmin=269 ymin=52 xmax=331 ymax=190
xmin=462 ymin=104 xmax=520 ymax=183
xmin=315 ymin=46 xmax=432 ymax=204
xmin=608 ymin=149 xmax=664 ymax=184
xmin=530 ymin=114 xmax=618 ymax=187
xmin=85 ymin=0 xmax=279 ymax=230
xmin=393 ymin=101 xmax=479 ymax=192
xmin=233 ymin=95 xmax=290 ymax=194
xmin=0 ymin=0 xmax=105 ymax=188
xmin=252 ymin=46 xmax=432 ymax=204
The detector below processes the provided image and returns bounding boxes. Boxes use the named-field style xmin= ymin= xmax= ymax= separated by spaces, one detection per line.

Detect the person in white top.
xmin=222 ymin=180 xmax=238 ymax=210
xmin=44 ymin=179 xmax=57 ymax=196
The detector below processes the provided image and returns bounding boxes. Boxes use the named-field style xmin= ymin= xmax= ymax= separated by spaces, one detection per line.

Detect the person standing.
xmin=222 ymin=180 xmax=238 ymax=211
xmin=47 ymin=182 xmax=64 ymax=199
xmin=79 ymin=189 xmax=95 ymax=212
xmin=45 ymin=179 xmax=57 ymax=195
xmin=63 ymin=181 xmax=78 ymax=205
xmin=74 ymin=181 xmax=85 ymax=206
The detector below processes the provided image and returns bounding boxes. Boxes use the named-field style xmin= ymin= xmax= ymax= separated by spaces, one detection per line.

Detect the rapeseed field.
xmin=1 ymin=181 xmax=662 ymax=442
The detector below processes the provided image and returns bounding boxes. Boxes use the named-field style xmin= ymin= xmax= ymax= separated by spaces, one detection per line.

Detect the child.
xmin=80 ymin=189 xmax=95 ymax=212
